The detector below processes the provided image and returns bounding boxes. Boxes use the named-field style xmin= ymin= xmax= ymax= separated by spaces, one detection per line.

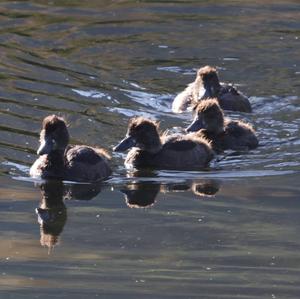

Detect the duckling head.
xmin=196 ymin=66 xmax=221 ymax=98
xmin=114 ymin=117 xmax=162 ymax=153
xmin=186 ymin=98 xmax=224 ymax=134
xmin=37 ymin=115 xmax=69 ymax=155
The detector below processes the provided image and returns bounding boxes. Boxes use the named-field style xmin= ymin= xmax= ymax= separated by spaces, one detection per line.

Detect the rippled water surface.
xmin=0 ymin=1 xmax=300 ymax=298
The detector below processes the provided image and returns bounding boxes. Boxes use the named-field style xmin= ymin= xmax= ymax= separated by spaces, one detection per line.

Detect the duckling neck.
xmin=40 ymin=181 xmax=65 ymax=209
xmin=202 ymin=128 xmax=225 ymax=140
xmin=45 ymin=150 xmax=66 ymax=176
xmin=205 ymin=81 xmax=221 ymax=97
xmin=140 ymin=138 xmax=162 ymax=154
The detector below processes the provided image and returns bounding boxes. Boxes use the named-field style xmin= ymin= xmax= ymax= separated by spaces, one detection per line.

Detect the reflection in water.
xmin=37 ymin=181 xmax=66 ymax=249
xmin=121 ymin=179 xmax=220 ymax=208
xmin=36 ymin=180 xmax=102 ymax=250
xmin=121 ymin=183 xmax=161 ymax=208
xmin=192 ymin=180 xmax=220 ymax=197
xmin=64 ymin=182 xmax=102 ymax=201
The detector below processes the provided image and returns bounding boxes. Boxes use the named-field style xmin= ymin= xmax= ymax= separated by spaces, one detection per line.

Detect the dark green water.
xmin=0 ymin=1 xmax=300 ymax=298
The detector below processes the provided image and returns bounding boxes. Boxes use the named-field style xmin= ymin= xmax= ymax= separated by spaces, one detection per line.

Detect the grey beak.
xmin=113 ymin=136 xmax=136 ymax=152
xmin=37 ymin=138 xmax=53 ymax=155
xmin=185 ymin=118 xmax=203 ymax=133
xmin=36 ymin=207 xmax=51 ymax=224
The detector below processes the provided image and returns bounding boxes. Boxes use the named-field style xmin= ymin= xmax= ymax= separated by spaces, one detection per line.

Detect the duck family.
xmin=30 ymin=65 xmax=258 ymax=182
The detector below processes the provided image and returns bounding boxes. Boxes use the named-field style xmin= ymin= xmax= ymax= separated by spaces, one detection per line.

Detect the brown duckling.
xmin=172 ymin=65 xmax=251 ymax=113
xmin=30 ymin=115 xmax=112 ymax=182
xmin=186 ymin=98 xmax=258 ymax=153
xmin=113 ymin=117 xmax=214 ymax=170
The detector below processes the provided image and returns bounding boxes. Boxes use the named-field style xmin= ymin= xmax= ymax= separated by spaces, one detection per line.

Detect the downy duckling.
xmin=172 ymin=65 xmax=251 ymax=113
xmin=186 ymin=98 xmax=258 ymax=153
xmin=30 ymin=115 xmax=112 ymax=182
xmin=113 ymin=117 xmax=214 ymax=170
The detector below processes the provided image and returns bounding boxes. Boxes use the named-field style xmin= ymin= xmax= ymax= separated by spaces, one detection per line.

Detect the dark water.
xmin=0 ymin=1 xmax=300 ymax=298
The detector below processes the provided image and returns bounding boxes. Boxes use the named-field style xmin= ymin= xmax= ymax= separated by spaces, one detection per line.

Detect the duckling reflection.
xmin=121 ymin=183 xmax=161 ymax=208
xmin=120 ymin=179 xmax=220 ymax=209
xmin=36 ymin=180 xmax=102 ymax=250
xmin=37 ymin=180 xmax=66 ymax=249
xmin=64 ymin=182 xmax=102 ymax=201
xmin=160 ymin=179 xmax=220 ymax=198
xmin=191 ymin=180 xmax=220 ymax=197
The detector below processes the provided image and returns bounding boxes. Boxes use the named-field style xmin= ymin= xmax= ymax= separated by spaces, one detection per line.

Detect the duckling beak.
xmin=36 ymin=207 xmax=51 ymax=225
xmin=198 ymin=87 xmax=212 ymax=100
xmin=113 ymin=136 xmax=136 ymax=152
xmin=37 ymin=138 xmax=53 ymax=155
xmin=186 ymin=118 xmax=203 ymax=132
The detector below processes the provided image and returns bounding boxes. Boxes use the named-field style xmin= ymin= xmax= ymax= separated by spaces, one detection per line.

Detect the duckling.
xmin=186 ymin=98 xmax=258 ymax=153
xmin=113 ymin=117 xmax=214 ymax=170
xmin=172 ymin=65 xmax=251 ymax=113
xmin=30 ymin=115 xmax=112 ymax=182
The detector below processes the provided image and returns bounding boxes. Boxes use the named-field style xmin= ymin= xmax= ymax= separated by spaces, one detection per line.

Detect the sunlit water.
xmin=0 ymin=1 xmax=300 ymax=298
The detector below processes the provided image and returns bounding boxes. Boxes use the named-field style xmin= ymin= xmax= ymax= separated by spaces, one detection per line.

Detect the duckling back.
xmin=65 ymin=145 xmax=112 ymax=182
xmin=160 ymin=134 xmax=214 ymax=169
xmin=218 ymin=86 xmax=252 ymax=113
xmin=222 ymin=120 xmax=258 ymax=151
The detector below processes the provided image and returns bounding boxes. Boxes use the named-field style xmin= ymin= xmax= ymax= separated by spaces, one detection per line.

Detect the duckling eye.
xmin=52 ymin=139 xmax=57 ymax=149
xmin=196 ymin=114 xmax=206 ymax=127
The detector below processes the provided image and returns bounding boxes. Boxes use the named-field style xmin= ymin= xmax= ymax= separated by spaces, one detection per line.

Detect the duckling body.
xmin=114 ymin=117 xmax=214 ymax=170
xmin=186 ymin=98 xmax=258 ymax=153
xmin=172 ymin=66 xmax=251 ymax=113
xmin=125 ymin=133 xmax=214 ymax=170
xmin=30 ymin=115 xmax=111 ymax=182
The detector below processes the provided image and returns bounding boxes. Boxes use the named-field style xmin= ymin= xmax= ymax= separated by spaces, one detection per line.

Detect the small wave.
xmin=107 ymin=169 xmax=297 ymax=186
xmin=156 ymin=169 xmax=296 ymax=179
xmin=72 ymin=88 xmax=107 ymax=99
xmin=251 ymin=95 xmax=300 ymax=114
xmin=222 ymin=57 xmax=240 ymax=61
xmin=157 ymin=66 xmax=182 ymax=73
xmin=157 ymin=66 xmax=196 ymax=75
xmin=2 ymin=161 xmax=30 ymax=174
xmin=108 ymin=107 xmax=157 ymax=119
xmin=72 ymin=88 xmax=119 ymax=103
xmin=121 ymin=88 xmax=172 ymax=113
